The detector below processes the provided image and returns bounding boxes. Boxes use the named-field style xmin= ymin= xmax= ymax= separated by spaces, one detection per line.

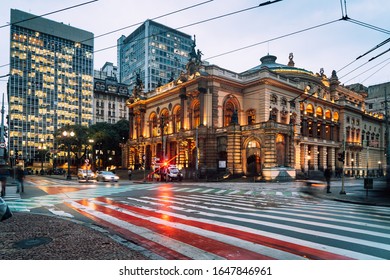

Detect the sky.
xmin=1 ymin=0 xmax=390 ymax=107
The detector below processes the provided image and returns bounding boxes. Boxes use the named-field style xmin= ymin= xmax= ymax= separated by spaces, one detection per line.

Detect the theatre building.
xmin=124 ymin=51 xmax=385 ymax=181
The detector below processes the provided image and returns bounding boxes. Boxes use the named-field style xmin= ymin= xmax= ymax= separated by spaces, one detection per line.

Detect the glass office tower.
xmin=8 ymin=9 xmax=94 ymax=166
xmin=117 ymin=20 xmax=193 ymax=92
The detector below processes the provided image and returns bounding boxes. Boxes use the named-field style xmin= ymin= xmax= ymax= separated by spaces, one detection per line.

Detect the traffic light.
xmin=337 ymin=152 xmax=345 ymax=163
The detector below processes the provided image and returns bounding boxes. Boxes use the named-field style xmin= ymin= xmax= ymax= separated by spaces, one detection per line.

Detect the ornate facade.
xmin=124 ymin=52 xmax=386 ymax=181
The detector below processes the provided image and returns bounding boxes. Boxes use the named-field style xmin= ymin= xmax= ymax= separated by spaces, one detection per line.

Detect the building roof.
xmin=242 ymin=54 xmax=313 ymax=76
xmin=11 ymin=9 xmax=94 ymax=47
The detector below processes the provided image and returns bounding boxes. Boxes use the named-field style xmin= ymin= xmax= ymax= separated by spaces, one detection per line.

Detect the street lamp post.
xmin=378 ymin=161 xmax=382 ymax=177
xmin=39 ymin=138 xmax=45 ymax=174
xmin=62 ymin=128 xmax=75 ymax=180
xmin=160 ymin=116 xmax=165 ymax=181
xmin=86 ymin=139 xmax=94 ymax=182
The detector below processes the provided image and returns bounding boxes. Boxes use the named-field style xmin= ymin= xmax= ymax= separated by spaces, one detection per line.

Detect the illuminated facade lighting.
xmin=8 ymin=9 xmax=94 ymax=165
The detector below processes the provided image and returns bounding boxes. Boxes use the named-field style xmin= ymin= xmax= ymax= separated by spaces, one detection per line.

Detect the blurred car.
xmin=77 ymin=169 xmax=96 ymax=181
xmin=96 ymin=171 xmax=119 ymax=182
xmin=166 ymin=165 xmax=183 ymax=181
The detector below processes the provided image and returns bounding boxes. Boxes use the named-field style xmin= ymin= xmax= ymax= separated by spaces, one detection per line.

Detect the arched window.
xmin=306 ymin=104 xmax=314 ymax=116
xmin=325 ymin=109 xmax=332 ymax=120
xmin=192 ymin=101 xmax=200 ymax=129
xmin=135 ymin=115 xmax=141 ymax=138
xmin=224 ymin=100 xmax=235 ymax=126
xmin=160 ymin=109 xmax=170 ymax=135
xmin=316 ymin=106 xmax=323 ymax=119
xmin=149 ymin=113 xmax=158 ymax=137
xmin=333 ymin=112 xmax=339 ymax=122
xmin=300 ymin=103 xmax=305 ymax=114
xmin=173 ymin=106 xmax=181 ymax=133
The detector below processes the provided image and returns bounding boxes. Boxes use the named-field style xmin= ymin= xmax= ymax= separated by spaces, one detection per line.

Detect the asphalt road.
xmin=4 ymin=176 xmax=389 ymax=260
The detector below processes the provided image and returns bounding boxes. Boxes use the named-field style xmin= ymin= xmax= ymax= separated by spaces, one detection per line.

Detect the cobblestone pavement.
xmin=0 ymin=212 xmax=148 ymax=260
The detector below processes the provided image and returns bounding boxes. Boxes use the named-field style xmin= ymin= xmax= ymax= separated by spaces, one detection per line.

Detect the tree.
xmin=56 ymin=124 xmax=90 ymax=171
xmin=89 ymin=121 xmax=129 ymax=170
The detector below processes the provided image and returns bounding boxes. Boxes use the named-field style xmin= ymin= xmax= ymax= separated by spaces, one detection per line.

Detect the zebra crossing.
xmin=5 ymin=178 xmax=390 ymax=260
xmin=5 ymin=182 xmax=302 ymax=213
xmin=1 ymin=185 xmax=21 ymax=201
xmin=66 ymin=191 xmax=390 ymax=260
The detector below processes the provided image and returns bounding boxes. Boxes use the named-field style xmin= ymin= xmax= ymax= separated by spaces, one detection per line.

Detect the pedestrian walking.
xmin=16 ymin=167 xmax=25 ymax=193
xmin=128 ymin=168 xmax=132 ymax=180
xmin=0 ymin=166 xmax=9 ymax=197
xmin=324 ymin=167 xmax=332 ymax=193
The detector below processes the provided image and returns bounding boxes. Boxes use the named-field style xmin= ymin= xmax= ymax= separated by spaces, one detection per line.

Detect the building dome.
xmin=242 ymin=54 xmax=313 ymax=76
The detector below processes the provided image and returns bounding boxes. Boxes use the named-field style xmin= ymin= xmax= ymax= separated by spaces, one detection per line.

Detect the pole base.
xmin=66 ymin=175 xmax=72 ymax=180
xmin=339 ymin=190 xmax=346 ymax=195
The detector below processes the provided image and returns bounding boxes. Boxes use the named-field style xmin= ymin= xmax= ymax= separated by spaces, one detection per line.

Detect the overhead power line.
xmin=345 ymin=17 xmax=390 ymax=35
xmin=335 ymin=16 xmax=390 ymax=74
xmin=0 ymin=0 xmax=98 ymax=29
xmin=337 ymin=37 xmax=390 ymax=72
xmin=357 ymin=38 xmax=390 ymax=60
xmin=361 ymin=60 xmax=390 ymax=83
xmin=368 ymin=47 xmax=390 ymax=62
xmin=205 ymin=19 xmax=340 ymax=61
xmin=97 ymin=1 xmax=284 ymax=54
xmin=86 ymin=0 xmax=214 ymax=42
xmin=0 ymin=0 xmax=214 ymax=69
xmin=343 ymin=57 xmax=390 ymax=83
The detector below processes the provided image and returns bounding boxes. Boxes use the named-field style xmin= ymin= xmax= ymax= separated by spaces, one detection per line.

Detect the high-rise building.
xmin=94 ymin=62 xmax=130 ymax=124
xmin=117 ymin=20 xmax=193 ymax=92
xmin=8 ymin=9 xmax=94 ymax=166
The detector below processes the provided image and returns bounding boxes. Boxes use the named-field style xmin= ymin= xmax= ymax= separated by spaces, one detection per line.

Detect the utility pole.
xmin=340 ymin=137 xmax=346 ymax=195
xmin=0 ymin=94 xmax=6 ymax=165
xmin=384 ymin=87 xmax=390 ymax=184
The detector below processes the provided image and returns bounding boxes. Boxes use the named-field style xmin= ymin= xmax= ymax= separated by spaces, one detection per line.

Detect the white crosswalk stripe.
xmin=67 ymin=192 xmax=390 ymax=260
xmin=1 ymin=185 xmax=21 ymax=201
xmin=5 ymin=181 xmax=304 ymax=213
xmin=6 ymin=179 xmax=390 ymax=260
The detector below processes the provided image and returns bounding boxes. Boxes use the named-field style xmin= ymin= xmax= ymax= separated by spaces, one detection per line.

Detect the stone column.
xmin=198 ymin=87 xmax=206 ymax=127
xmin=330 ymin=147 xmax=336 ymax=171
xmin=313 ymin=145 xmax=318 ymax=170
xmin=294 ymin=142 xmax=301 ymax=170
xmin=227 ymin=124 xmax=242 ymax=175
xmin=179 ymin=87 xmax=186 ymax=131
xmin=129 ymin=108 xmax=134 ymax=139
xmin=301 ymin=144 xmax=308 ymax=172
xmin=319 ymin=146 xmax=327 ymax=170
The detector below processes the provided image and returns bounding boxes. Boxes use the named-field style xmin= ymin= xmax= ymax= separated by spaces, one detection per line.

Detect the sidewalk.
xmin=300 ymin=177 xmax=390 ymax=207
xmin=1 ymin=176 xmax=389 ymax=260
